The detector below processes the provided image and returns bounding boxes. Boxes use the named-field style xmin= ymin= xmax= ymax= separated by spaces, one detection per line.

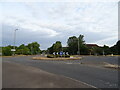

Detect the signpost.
xmin=59 ymin=51 xmax=63 ymax=57
xmin=53 ymin=52 xmax=56 ymax=55
xmin=56 ymin=52 xmax=59 ymax=55
xmin=11 ymin=49 xmax=16 ymax=52
xmin=66 ymin=52 xmax=69 ymax=55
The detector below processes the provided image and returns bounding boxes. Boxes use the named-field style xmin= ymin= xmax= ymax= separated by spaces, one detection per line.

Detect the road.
xmin=2 ymin=55 xmax=119 ymax=88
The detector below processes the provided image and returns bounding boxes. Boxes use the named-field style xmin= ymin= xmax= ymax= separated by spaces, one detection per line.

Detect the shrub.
xmin=47 ymin=55 xmax=54 ymax=58
xmin=47 ymin=54 xmax=70 ymax=58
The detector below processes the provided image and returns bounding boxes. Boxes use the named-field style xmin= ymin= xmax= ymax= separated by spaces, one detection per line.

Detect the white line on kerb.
xmin=60 ymin=75 xmax=98 ymax=89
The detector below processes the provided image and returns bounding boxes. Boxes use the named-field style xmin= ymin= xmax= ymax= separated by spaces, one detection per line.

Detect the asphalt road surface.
xmin=2 ymin=55 xmax=119 ymax=88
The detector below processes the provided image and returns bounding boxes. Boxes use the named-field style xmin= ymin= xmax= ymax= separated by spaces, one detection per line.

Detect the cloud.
xmin=95 ymin=36 xmax=118 ymax=46
xmin=2 ymin=2 xmax=118 ymax=49
xmin=3 ymin=17 xmax=59 ymax=37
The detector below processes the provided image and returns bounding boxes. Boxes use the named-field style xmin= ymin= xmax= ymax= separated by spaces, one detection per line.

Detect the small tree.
xmin=2 ymin=47 xmax=12 ymax=56
xmin=116 ymin=40 xmax=120 ymax=55
xmin=47 ymin=41 xmax=62 ymax=54
xmin=27 ymin=42 xmax=41 ymax=55
xmin=101 ymin=45 xmax=111 ymax=55
xmin=67 ymin=36 xmax=78 ymax=55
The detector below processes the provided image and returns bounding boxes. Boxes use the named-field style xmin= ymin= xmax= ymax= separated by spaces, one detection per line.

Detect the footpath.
xmin=3 ymin=61 xmax=92 ymax=88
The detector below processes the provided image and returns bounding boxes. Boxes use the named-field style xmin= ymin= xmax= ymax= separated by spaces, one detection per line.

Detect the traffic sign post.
xmin=56 ymin=52 xmax=59 ymax=55
xmin=66 ymin=52 xmax=69 ymax=55
xmin=63 ymin=52 xmax=65 ymax=57
xmin=59 ymin=51 xmax=63 ymax=57
xmin=11 ymin=49 xmax=16 ymax=56
xmin=11 ymin=49 xmax=16 ymax=52
xmin=53 ymin=52 xmax=56 ymax=55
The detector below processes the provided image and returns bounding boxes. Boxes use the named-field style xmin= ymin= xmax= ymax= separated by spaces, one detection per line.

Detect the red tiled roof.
xmin=86 ymin=44 xmax=99 ymax=47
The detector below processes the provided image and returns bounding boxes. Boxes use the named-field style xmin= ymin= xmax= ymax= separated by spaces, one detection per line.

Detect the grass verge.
xmin=32 ymin=57 xmax=82 ymax=60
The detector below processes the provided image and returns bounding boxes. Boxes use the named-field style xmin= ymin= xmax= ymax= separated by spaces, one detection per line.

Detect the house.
xmin=86 ymin=44 xmax=99 ymax=48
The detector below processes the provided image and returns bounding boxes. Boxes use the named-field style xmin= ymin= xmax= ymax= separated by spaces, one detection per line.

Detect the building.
xmin=86 ymin=44 xmax=99 ymax=48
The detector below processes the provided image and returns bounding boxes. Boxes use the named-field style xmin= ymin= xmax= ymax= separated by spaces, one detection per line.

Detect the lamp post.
xmin=103 ymin=50 xmax=105 ymax=56
xmin=78 ymin=37 xmax=80 ymax=55
xmin=13 ymin=29 xmax=18 ymax=56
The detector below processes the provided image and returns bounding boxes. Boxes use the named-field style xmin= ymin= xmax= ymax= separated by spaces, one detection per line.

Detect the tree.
xmin=0 ymin=47 xmax=2 ymax=55
xmin=78 ymin=35 xmax=85 ymax=45
xmin=48 ymin=46 xmax=54 ymax=54
xmin=53 ymin=41 xmax=62 ymax=52
xmin=16 ymin=44 xmax=30 ymax=55
xmin=2 ymin=47 xmax=12 ymax=56
xmin=67 ymin=35 xmax=89 ymax=55
xmin=67 ymin=36 xmax=78 ymax=55
xmin=47 ymin=41 xmax=62 ymax=54
xmin=92 ymin=46 xmax=103 ymax=55
xmin=101 ymin=45 xmax=111 ymax=55
xmin=78 ymin=35 xmax=89 ymax=55
xmin=62 ymin=47 xmax=69 ymax=52
xmin=27 ymin=42 xmax=41 ymax=55
xmin=116 ymin=40 xmax=120 ymax=55
xmin=80 ymin=44 xmax=89 ymax=55
xmin=110 ymin=40 xmax=120 ymax=55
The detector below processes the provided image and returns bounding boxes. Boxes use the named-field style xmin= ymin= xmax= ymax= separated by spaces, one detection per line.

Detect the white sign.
xmin=66 ymin=52 xmax=69 ymax=55
xmin=53 ymin=52 xmax=55 ymax=55
xmin=11 ymin=49 xmax=16 ymax=51
xmin=56 ymin=52 xmax=59 ymax=55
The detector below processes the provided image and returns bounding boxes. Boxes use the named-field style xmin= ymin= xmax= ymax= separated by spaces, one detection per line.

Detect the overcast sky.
xmin=1 ymin=1 xmax=118 ymax=50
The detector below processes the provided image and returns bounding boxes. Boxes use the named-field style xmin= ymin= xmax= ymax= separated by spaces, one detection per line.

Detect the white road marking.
xmin=60 ymin=75 xmax=98 ymax=89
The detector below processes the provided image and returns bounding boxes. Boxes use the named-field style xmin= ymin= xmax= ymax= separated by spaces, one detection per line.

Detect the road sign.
xmin=11 ymin=49 xmax=16 ymax=51
xmin=66 ymin=52 xmax=69 ymax=55
xmin=53 ymin=52 xmax=55 ymax=55
xmin=56 ymin=52 xmax=59 ymax=55
xmin=60 ymin=51 xmax=63 ymax=55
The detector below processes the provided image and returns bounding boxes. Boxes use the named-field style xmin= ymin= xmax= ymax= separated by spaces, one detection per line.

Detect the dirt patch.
xmin=103 ymin=62 xmax=120 ymax=69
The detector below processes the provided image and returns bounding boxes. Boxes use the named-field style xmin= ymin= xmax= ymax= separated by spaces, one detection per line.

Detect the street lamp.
xmin=78 ymin=37 xmax=80 ymax=55
xmin=13 ymin=29 xmax=18 ymax=55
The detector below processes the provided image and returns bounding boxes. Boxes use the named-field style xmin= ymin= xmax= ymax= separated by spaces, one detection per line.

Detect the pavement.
xmin=2 ymin=61 xmax=92 ymax=88
xmin=2 ymin=55 xmax=119 ymax=88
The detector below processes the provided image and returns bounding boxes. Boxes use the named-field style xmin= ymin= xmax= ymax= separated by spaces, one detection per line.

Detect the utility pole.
xmin=103 ymin=50 xmax=105 ymax=56
xmin=78 ymin=37 xmax=80 ymax=55
xmin=13 ymin=29 xmax=18 ymax=56
xmin=31 ymin=46 xmax=33 ymax=55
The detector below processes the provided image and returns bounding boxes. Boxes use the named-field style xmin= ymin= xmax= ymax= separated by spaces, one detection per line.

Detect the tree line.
xmin=2 ymin=42 xmax=41 ymax=56
xmin=1 ymin=34 xmax=120 ymax=56
xmin=47 ymin=35 xmax=120 ymax=55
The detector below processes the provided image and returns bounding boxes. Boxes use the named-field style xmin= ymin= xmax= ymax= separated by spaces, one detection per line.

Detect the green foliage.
xmin=47 ymin=54 xmax=70 ymax=58
xmin=0 ymin=47 xmax=2 ymax=53
xmin=116 ymin=40 xmax=120 ymax=55
xmin=47 ymin=55 xmax=55 ymax=58
xmin=48 ymin=41 xmax=62 ymax=54
xmin=53 ymin=41 xmax=62 ymax=52
xmin=80 ymin=44 xmax=89 ymax=55
xmin=78 ymin=35 xmax=85 ymax=45
xmin=91 ymin=47 xmax=103 ymax=55
xmin=101 ymin=45 xmax=111 ymax=55
xmin=2 ymin=47 xmax=12 ymax=56
xmin=16 ymin=45 xmax=30 ymax=55
xmin=2 ymin=42 xmax=41 ymax=56
xmin=62 ymin=47 xmax=68 ymax=52
xmin=67 ymin=36 xmax=78 ymax=55
xmin=67 ymin=35 xmax=88 ymax=55
xmin=41 ymin=50 xmax=48 ymax=54
xmin=27 ymin=42 xmax=41 ymax=55
xmin=110 ymin=40 xmax=120 ymax=55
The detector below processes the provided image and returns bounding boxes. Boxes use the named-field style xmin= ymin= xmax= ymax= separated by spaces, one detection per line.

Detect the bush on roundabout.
xmin=47 ymin=54 xmax=70 ymax=58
